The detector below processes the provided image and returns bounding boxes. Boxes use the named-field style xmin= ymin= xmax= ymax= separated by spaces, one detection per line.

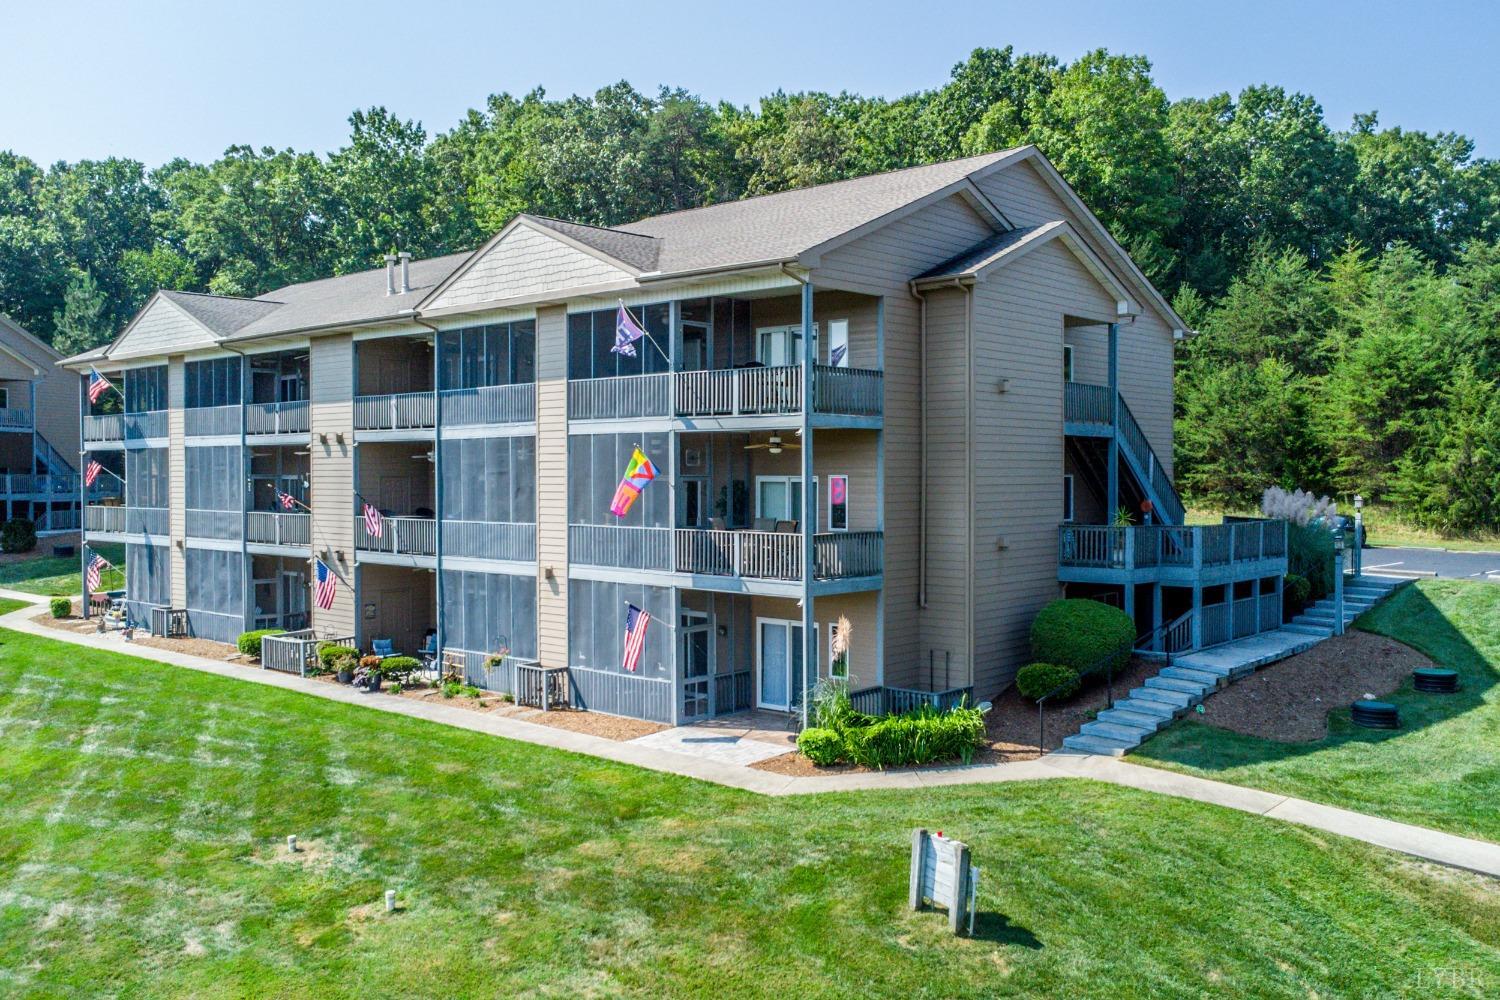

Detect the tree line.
xmin=3 ymin=47 xmax=1498 ymax=530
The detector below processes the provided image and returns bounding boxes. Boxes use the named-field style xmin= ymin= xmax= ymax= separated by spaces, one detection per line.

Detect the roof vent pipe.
xmin=384 ymin=254 xmax=397 ymax=296
xmin=398 ymin=251 xmax=412 ymax=294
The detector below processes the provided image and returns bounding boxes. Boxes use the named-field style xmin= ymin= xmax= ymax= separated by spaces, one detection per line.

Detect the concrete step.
xmin=1079 ymin=720 xmax=1151 ymax=744
xmin=1129 ymin=685 xmax=1195 ymax=709
xmin=1111 ymin=697 xmax=1176 ymax=721
xmin=1145 ymin=675 xmax=1211 ymax=696
xmin=1060 ymin=733 xmax=1133 ymax=757
xmin=1160 ymin=665 xmax=1224 ymax=688
xmin=1097 ymin=707 xmax=1171 ymax=732
xmin=1283 ymin=623 xmax=1334 ymax=637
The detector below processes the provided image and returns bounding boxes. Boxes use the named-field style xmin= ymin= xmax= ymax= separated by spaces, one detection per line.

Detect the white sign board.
xmin=909 ymin=828 xmax=977 ymax=935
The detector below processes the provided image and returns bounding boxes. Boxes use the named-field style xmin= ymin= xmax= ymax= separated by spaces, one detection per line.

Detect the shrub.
xmin=49 ymin=596 xmax=73 ymax=619
xmin=1287 ymin=521 xmax=1336 ymax=600
xmin=0 ymin=518 xmax=36 ymax=554
xmin=1015 ymin=662 xmax=1081 ymax=702
xmin=236 ymin=628 xmax=284 ymax=659
xmin=381 ymin=656 xmax=421 ymax=683
xmin=1030 ymin=599 xmax=1134 ymax=677
xmin=797 ymin=727 xmax=845 ymax=766
xmin=318 ymin=643 xmax=360 ymax=670
xmin=844 ymin=703 xmax=987 ymax=769
xmin=1282 ymin=573 xmax=1311 ymax=620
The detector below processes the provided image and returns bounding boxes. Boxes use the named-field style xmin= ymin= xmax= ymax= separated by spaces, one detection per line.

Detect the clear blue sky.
xmin=5 ymin=0 xmax=1497 ymax=166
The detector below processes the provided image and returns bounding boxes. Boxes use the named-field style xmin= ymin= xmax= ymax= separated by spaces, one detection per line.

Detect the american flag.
xmin=87 ymin=368 xmax=114 ymax=404
xmin=362 ymin=501 xmax=383 ymax=538
xmin=314 ymin=558 xmax=338 ymax=610
xmin=621 ymin=603 xmax=651 ymax=673
xmin=276 ymin=489 xmax=298 ymax=511
xmin=84 ymin=553 xmax=109 ymax=592
xmin=84 ymin=460 xmax=104 ymax=487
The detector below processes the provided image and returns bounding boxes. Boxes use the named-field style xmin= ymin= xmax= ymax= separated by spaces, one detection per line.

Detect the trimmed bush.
xmin=844 ymin=704 xmax=987 ymax=769
xmin=236 ymin=628 xmax=285 ymax=659
xmin=49 ymin=597 xmax=73 ymax=619
xmin=380 ymin=656 xmax=421 ymax=683
xmin=1282 ymin=573 xmax=1311 ymax=621
xmin=796 ymin=727 xmax=845 ymax=766
xmin=318 ymin=642 xmax=361 ymax=670
xmin=0 ymin=518 xmax=36 ymax=554
xmin=1016 ymin=662 xmax=1081 ymax=702
xmin=1030 ymin=599 xmax=1134 ymax=676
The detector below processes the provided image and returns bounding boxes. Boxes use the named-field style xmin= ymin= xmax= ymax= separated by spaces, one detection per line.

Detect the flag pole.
xmin=617 ymin=300 xmax=671 ymax=367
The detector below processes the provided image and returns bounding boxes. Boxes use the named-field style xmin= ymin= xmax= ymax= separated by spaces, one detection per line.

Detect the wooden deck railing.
xmin=245 ymin=399 xmax=310 ymax=435
xmin=262 ymin=630 xmax=355 ymax=677
xmin=184 ymin=404 xmax=240 ymax=437
xmin=1059 ymin=519 xmax=1288 ymax=575
xmin=569 ymin=365 xmax=883 ymax=421
xmin=85 ymin=505 xmax=167 ymax=535
xmin=354 ymin=392 xmax=436 ymax=431
xmin=355 ymin=516 xmax=437 ymax=557
xmin=439 ymin=383 xmax=535 ymax=426
xmin=247 ymin=511 xmax=310 ymax=547
xmin=1063 ymin=382 xmax=1113 ymax=426
xmin=0 ymin=407 xmax=33 ymax=429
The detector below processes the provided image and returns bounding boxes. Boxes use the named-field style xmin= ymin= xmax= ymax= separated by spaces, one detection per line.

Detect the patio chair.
xmin=753 ymin=517 xmax=776 ymax=532
xmin=709 ymin=517 xmax=727 ymax=532
xmin=371 ymin=637 xmax=396 ymax=660
xmin=774 ymin=520 xmax=798 ymax=533
xmin=417 ymin=632 xmax=437 ymax=666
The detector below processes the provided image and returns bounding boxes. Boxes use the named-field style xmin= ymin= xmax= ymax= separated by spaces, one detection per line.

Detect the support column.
xmin=308 ymin=335 xmax=358 ymax=638
xmin=167 ymin=357 xmax=187 ymax=611
xmin=534 ymin=305 xmax=570 ymax=669
xmin=432 ymin=330 xmax=445 ymax=667
xmin=800 ymin=280 xmax=816 ymax=728
xmin=874 ymin=296 xmax=885 ymax=687
xmin=1106 ymin=322 xmax=1119 ymax=520
xmin=1151 ymin=583 xmax=1163 ymax=652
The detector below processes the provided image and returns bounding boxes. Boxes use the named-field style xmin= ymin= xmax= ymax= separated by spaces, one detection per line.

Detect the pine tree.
xmin=51 ymin=270 xmax=114 ymax=357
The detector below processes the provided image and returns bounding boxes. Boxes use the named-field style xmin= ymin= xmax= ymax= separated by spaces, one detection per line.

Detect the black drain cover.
xmin=1351 ymin=700 xmax=1400 ymax=729
xmin=1413 ymin=668 xmax=1459 ymax=694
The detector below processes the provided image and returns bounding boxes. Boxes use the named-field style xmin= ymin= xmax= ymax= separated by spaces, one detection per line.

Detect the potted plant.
xmin=334 ymin=652 xmax=357 ymax=685
xmin=354 ymin=655 xmax=384 ymax=692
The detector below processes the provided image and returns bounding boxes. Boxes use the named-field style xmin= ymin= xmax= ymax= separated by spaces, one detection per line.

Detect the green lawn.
xmin=1 ymin=619 xmax=1497 ymax=997
xmin=0 ymin=543 xmax=124 ymax=597
xmin=1136 ymin=580 xmax=1500 ymax=844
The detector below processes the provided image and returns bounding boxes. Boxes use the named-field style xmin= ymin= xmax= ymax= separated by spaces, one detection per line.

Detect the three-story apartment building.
xmin=0 ymin=313 xmax=84 ymax=533
xmin=70 ymin=147 xmax=1288 ymax=724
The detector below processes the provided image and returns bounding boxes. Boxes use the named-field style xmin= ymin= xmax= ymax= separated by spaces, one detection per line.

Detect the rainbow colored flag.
xmin=609 ymin=447 xmax=659 ymax=517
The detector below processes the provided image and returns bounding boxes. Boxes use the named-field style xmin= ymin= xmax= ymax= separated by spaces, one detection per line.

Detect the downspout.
xmin=413 ymin=313 xmax=445 ymax=674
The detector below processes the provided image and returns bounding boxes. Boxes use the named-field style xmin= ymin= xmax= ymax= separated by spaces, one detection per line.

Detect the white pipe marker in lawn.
xmin=909 ymin=829 xmax=975 ymax=936
xmin=287 ymin=835 xmax=297 ymax=853
xmin=385 ymin=890 xmax=396 ymax=913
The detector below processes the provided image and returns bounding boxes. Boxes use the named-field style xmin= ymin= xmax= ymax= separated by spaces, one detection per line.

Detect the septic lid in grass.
xmin=1352 ymin=700 xmax=1396 ymax=711
xmin=1413 ymin=668 xmax=1458 ymax=681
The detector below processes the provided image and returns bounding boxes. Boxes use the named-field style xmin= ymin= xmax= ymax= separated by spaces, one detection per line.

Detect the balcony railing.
xmin=0 ymin=407 xmax=32 ymax=429
xmin=439 ymin=384 xmax=536 ymax=426
xmin=569 ymin=524 xmax=883 ymax=582
xmin=440 ymin=520 xmax=536 ymax=562
xmin=185 ymin=508 xmax=240 ymax=540
xmin=569 ymin=364 xmax=883 ymax=422
xmin=354 ymin=392 xmax=435 ymax=431
xmin=184 ymin=404 xmax=240 ymax=437
xmin=0 ymin=473 xmax=82 ymax=496
xmin=246 ymin=399 xmax=310 ymax=436
xmin=1064 ymin=381 xmax=1112 ymax=426
xmin=247 ymin=511 xmax=310 ymax=547
xmin=355 ymin=515 xmax=436 ymax=557
xmin=85 ymin=505 xmax=167 ymax=535
xmin=84 ymin=410 xmax=167 ymax=443
xmin=1058 ymin=519 xmax=1288 ymax=575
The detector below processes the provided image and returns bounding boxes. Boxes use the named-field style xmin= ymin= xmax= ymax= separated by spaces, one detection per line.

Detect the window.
xmin=756 ymin=476 xmax=816 ymax=525
xmin=185 ymin=357 xmax=243 ymax=409
xmin=827 ymin=318 xmax=850 ymax=367
xmin=1063 ymin=474 xmax=1075 ymax=524
xmin=123 ymin=365 xmax=167 ymax=413
xmin=828 ymin=475 xmax=848 ymax=532
xmin=438 ymin=320 xmax=536 ymax=390
xmin=1063 ymin=344 xmax=1075 ymax=383
xmin=756 ymin=323 xmax=819 ymax=367
xmin=567 ymin=305 xmax=670 ymax=379
xmin=829 ymin=619 xmax=850 ymax=680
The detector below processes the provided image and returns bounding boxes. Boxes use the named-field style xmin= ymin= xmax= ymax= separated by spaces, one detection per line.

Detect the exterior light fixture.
xmin=1354 ymin=494 xmax=1364 ymax=511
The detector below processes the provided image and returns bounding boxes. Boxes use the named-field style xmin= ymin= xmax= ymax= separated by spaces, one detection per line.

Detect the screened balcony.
xmin=85 ymin=504 xmax=167 ymax=536
xmin=437 ymin=319 xmax=536 ymax=427
xmin=565 ymin=292 xmax=882 ymax=424
xmin=246 ymin=349 xmax=310 ymax=436
xmin=84 ymin=365 xmax=167 ymax=443
xmin=569 ymin=524 xmax=882 ymax=583
xmin=354 ymin=336 xmax=434 ymax=432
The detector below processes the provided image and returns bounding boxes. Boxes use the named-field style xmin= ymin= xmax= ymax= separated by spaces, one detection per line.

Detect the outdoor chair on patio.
xmin=417 ymin=631 xmax=437 ymax=666
xmin=774 ymin=520 xmax=798 ymax=533
xmin=371 ymin=638 xmax=396 ymax=660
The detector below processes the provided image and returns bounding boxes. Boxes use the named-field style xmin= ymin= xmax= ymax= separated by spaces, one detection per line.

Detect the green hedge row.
xmin=236 ymin=628 xmax=285 ymax=658
xmin=796 ymin=683 xmax=986 ymax=769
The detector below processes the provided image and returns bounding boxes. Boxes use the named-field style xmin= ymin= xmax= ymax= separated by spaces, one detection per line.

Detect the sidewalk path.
xmin=4 ymin=591 xmax=1497 ymax=878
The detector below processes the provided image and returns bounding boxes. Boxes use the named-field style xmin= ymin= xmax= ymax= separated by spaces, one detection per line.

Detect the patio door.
xmin=681 ymin=322 xmax=710 ymax=372
xmin=757 ymin=617 xmax=813 ymax=711
xmin=757 ymin=324 xmax=818 ymax=368
xmin=680 ymin=611 xmax=712 ymax=719
xmin=281 ymin=570 xmax=307 ymax=630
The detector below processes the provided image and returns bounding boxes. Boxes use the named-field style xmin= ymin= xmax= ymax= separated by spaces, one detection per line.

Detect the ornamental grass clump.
xmin=796 ymin=679 xmax=986 ymax=769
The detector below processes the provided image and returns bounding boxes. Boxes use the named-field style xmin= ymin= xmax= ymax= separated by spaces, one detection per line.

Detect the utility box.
xmin=909 ymin=828 xmax=979 ymax=935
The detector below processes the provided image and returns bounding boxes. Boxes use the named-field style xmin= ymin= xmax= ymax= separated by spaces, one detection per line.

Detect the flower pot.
xmin=337 ymin=668 xmax=353 ymax=684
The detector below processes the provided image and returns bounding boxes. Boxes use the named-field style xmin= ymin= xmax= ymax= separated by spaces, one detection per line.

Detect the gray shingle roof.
xmin=523 ymin=216 xmax=660 ymax=272
xmin=915 ymin=222 xmax=1062 ymax=281
xmin=159 ymin=290 xmax=281 ymax=336
xmin=617 ymin=149 xmax=1020 ymax=274
xmin=229 ymin=252 xmax=472 ymax=341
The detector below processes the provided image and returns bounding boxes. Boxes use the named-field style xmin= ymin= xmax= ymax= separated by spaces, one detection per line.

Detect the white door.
xmin=757 ymin=617 xmax=813 ymax=711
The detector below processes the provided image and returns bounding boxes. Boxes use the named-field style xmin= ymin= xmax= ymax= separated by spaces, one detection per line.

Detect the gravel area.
xmin=1192 ymin=630 xmax=1434 ymax=742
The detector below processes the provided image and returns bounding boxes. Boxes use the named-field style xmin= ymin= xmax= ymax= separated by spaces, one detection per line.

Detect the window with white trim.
xmin=1063 ymin=474 xmax=1075 ymax=524
xmin=1063 ymin=344 xmax=1075 ymax=383
xmin=828 ymin=474 xmax=849 ymax=532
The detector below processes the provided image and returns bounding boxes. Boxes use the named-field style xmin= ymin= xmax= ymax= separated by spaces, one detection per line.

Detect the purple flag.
xmin=612 ymin=303 xmax=646 ymax=357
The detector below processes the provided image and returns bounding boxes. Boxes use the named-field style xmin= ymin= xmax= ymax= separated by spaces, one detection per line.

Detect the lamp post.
xmin=1352 ymin=494 xmax=1364 ymax=576
xmin=1332 ymin=531 xmax=1346 ymax=636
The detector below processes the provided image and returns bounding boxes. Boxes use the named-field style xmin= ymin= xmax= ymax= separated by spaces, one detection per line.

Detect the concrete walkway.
xmin=3 ymin=591 xmax=1498 ymax=879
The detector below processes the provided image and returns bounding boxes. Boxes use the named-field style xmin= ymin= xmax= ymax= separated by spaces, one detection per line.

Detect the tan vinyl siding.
xmin=309 ymin=335 xmax=357 ymax=636
xmin=814 ymin=192 xmax=998 ymax=684
xmin=110 ymin=297 xmax=217 ymax=360
xmin=747 ymin=428 xmax=878 ymax=533
xmin=1064 ymin=325 xmax=1109 ymax=387
xmin=33 ymin=365 xmax=80 ymax=466
xmin=429 ymin=225 xmax=629 ymax=310
xmin=535 ymin=305 xmax=567 ymax=666
xmin=914 ymin=286 xmax=971 ymax=689
xmin=969 ymin=239 xmax=1119 ymax=693
xmin=356 ymin=444 xmax=434 ymax=514
xmin=167 ymin=358 xmax=187 ymax=608
xmin=974 ymin=159 xmax=1176 ymax=473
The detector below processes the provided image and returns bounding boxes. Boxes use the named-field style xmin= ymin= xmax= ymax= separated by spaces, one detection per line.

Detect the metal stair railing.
xmin=1114 ymin=392 xmax=1185 ymax=524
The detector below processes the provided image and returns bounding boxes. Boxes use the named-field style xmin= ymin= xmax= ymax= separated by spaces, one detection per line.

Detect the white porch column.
xmin=800 ymin=280 xmax=816 ymax=728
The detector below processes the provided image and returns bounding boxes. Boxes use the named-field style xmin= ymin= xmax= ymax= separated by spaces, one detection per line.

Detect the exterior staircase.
xmin=1061 ymin=574 xmax=1409 ymax=757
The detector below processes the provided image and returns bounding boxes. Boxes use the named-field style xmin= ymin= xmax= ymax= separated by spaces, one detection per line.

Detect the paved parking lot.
xmin=1362 ymin=546 xmax=1500 ymax=581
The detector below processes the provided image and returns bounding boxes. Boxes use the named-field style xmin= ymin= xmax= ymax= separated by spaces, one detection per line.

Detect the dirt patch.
xmin=30 ymin=609 xmax=240 ymax=661
xmin=1191 ymin=630 xmax=1433 ymax=741
xmin=749 ymin=744 xmax=1024 ymax=777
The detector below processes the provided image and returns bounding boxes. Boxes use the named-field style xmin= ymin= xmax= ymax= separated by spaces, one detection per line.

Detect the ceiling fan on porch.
xmin=743 ymin=434 xmax=800 ymax=455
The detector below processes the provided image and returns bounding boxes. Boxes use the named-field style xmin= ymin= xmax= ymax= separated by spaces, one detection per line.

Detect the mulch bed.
xmin=32 ymin=609 xmax=239 ymax=660
xmin=1190 ymin=630 xmax=1433 ymax=742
